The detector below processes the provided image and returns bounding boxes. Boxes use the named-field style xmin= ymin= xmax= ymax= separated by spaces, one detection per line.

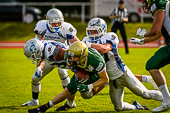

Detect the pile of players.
xmin=22 ymin=0 xmax=170 ymax=112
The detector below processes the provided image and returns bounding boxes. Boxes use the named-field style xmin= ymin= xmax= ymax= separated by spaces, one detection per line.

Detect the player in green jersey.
xmin=28 ymin=41 xmax=109 ymax=113
xmin=130 ymin=0 xmax=170 ymax=112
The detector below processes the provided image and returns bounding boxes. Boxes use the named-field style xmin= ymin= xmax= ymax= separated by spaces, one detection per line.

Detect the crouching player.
xmin=24 ymin=40 xmax=109 ymax=112
xmin=82 ymin=18 xmax=163 ymax=111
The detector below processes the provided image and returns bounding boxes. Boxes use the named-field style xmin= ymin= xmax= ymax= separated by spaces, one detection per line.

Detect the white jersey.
xmin=34 ymin=20 xmax=77 ymax=46
xmin=82 ymin=32 xmax=126 ymax=80
xmin=42 ymin=40 xmax=69 ymax=69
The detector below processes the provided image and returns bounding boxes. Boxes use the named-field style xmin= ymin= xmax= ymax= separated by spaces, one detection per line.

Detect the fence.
xmin=0 ymin=2 xmax=92 ymax=24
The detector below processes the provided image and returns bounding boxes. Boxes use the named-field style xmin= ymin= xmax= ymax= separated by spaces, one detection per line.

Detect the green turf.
xmin=0 ymin=48 xmax=170 ymax=113
xmin=0 ymin=20 xmax=152 ymax=41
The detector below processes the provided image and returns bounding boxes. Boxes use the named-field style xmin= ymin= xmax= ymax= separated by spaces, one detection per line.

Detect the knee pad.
xmin=32 ymin=72 xmax=43 ymax=84
xmin=80 ymin=90 xmax=93 ymax=99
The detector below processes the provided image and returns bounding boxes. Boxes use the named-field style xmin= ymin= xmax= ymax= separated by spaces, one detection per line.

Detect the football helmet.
xmin=68 ymin=41 xmax=88 ymax=68
xmin=142 ymin=0 xmax=154 ymax=14
xmin=46 ymin=8 xmax=64 ymax=32
xmin=86 ymin=18 xmax=107 ymax=41
xmin=24 ymin=38 xmax=44 ymax=64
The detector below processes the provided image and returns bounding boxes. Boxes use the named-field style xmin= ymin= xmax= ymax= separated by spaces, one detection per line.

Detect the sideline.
xmin=0 ymin=40 xmax=160 ymax=48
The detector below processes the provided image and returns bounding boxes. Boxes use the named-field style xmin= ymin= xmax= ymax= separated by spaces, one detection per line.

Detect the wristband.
xmin=88 ymin=84 xmax=94 ymax=90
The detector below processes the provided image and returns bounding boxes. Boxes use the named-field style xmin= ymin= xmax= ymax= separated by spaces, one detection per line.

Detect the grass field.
xmin=0 ymin=20 xmax=152 ymax=41
xmin=0 ymin=47 xmax=170 ymax=113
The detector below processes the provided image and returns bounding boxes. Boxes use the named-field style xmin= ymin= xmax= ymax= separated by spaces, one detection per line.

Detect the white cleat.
xmin=152 ymin=101 xmax=170 ymax=112
xmin=22 ymin=99 xmax=39 ymax=106
xmin=147 ymin=76 xmax=159 ymax=90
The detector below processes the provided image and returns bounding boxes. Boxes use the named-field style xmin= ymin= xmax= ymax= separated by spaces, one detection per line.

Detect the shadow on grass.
xmin=0 ymin=106 xmax=27 ymax=110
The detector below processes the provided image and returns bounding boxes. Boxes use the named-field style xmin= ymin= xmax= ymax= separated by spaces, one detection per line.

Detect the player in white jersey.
xmin=22 ymin=8 xmax=79 ymax=110
xmin=82 ymin=18 xmax=163 ymax=111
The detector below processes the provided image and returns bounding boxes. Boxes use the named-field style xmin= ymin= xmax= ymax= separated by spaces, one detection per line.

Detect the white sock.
xmin=159 ymin=84 xmax=170 ymax=102
xmin=49 ymin=100 xmax=54 ymax=107
xmin=142 ymin=75 xmax=148 ymax=82
xmin=67 ymin=100 xmax=76 ymax=107
xmin=32 ymin=99 xmax=38 ymax=102
xmin=123 ymin=102 xmax=136 ymax=110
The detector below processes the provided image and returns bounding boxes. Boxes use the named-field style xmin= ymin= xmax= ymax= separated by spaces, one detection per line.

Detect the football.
xmin=76 ymin=68 xmax=89 ymax=83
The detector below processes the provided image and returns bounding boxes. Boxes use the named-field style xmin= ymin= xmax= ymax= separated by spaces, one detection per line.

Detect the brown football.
xmin=76 ymin=68 xmax=89 ymax=82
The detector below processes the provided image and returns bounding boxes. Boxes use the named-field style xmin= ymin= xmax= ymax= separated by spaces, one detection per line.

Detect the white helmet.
xmin=46 ymin=8 xmax=64 ymax=32
xmin=24 ymin=38 xmax=44 ymax=64
xmin=86 ymin=18 xmax=107 ymax=41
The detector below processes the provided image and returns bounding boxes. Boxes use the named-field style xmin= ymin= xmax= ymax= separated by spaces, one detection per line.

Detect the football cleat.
xmin=56 ymin=102 xmax=76 ymax=111
xmin=152 ymin=101 xmax=170 ymax=112
xmin=133 ymin=100 xmax=150 ymax=110
xmin=22 ymin=99 xmax=39 ymax=106
xmin=28 ymin=107 xmax=43 ymax=113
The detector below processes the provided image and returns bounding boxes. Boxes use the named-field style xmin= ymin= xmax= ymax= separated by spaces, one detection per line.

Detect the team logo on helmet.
xmin=30 ymin=44 xmax=36 ymax=52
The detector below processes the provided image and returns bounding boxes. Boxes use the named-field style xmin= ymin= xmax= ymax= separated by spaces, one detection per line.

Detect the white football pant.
xmin=32 ymin=62 xmax=70 ymax=93
xmin=109 ymin=67 xmax=163 ymax=111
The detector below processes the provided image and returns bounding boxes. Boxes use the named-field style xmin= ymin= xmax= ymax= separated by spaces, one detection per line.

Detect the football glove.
xmin=137 ymin=28 xmax=146 ymax=37
xmin=130 ymin=37 xmax=145 ymax=45
xmin=77 ymin=84 xmax=93 ymax=92
xmin=35 ymin=67 xmax=43 ymax=78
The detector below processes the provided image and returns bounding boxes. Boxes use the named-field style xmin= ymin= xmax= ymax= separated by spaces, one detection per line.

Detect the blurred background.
xmin=0 ymin=0 xmax=153 ymax=41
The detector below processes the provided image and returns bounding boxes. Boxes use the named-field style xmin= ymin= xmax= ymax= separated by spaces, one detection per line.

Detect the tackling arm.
xmin=92 ymin=68 xmax=109 ymax=88
xmin=69 ymin=36 xmax=80 ymax=44
xmin=90 ymin=43 xmax=113 ymax=53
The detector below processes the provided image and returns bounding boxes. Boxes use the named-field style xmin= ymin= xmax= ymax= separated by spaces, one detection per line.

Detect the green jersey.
xmin=64 ymin=47 xmax=106 ymax=94
xmin=150 ymin=0 xmax=170 ymax=45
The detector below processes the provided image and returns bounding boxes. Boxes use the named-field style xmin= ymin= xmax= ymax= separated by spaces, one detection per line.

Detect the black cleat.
xmin=133 ymin=100 xmax=150 ymax=110
xmin=28 ymin=108 xmax=43 ymax=113
xmin=56 ymin=102 xmax=76 ymax=111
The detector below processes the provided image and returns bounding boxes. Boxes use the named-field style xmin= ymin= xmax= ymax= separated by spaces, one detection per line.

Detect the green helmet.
xmin=68 ymin=41 xmax=88 ymax=68
xmin=142 ymin=0 xmax=154 ymax=14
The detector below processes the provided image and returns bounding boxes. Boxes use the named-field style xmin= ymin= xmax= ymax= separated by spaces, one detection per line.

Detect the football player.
xmin=22 ymin=8 xmax=79 ymax=110
xmin=25 ymin=41 xmax=110 ymax=113
xmin=82 ymin=18 xmax=163 ymax=111
xmin=130 ymin=0 xmax=170 ymax=112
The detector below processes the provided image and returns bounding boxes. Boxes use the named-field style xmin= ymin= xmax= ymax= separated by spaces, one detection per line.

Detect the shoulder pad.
xmin=34 ymin=20 xmax=47 ymax=35
xmin=61 ymin=22 xmax=77 ymax=39
xmin=100 ymin=32 xmax=119 ymax=45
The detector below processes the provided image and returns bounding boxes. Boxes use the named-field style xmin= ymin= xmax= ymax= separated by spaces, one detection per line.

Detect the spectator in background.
xmin=109 ymin=0 xmax=129 ymax=54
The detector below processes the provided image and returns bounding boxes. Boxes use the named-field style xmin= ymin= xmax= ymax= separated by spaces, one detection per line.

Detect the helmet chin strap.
xmin=54 ymin=27 xmax=59 ymax=33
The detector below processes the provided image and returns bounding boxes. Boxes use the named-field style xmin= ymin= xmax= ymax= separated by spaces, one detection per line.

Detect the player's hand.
xmin=77 ymin=84 xmax=93 ymax=92
xmin=137 ymin=28 xmax=146 ymax=37
xmin=35 ymin=67 xmax=43 ymax=77
xmin=130 ymin=37 xmax=144 ymax=45
xmin=77 ymin=84 xmax=88 ymax=92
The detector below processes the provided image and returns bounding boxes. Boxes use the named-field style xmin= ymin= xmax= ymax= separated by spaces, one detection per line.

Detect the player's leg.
xmin=134 ymin=74 xmax=159 ymax=90
xmin=145 ymin=46 xmax=170 ymax=112
xmin=56 ymin=68 xmax=76 ymax=111
xmin=124 ymin=67 xmax=163 ymax=102
xmin=28 ymin=74 xmax=79 ymax=112
xmin=28 ymin=88 xmax=71 ymax=113
xmin=109 ymin=79 xmax=139 ymax=111
xmin=22 ymin=62 xmax=54 ymax=106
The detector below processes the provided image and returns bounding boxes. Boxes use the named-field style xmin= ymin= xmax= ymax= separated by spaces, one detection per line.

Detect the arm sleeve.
xmin=110 ymin=8 xmax=116 ymax=16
